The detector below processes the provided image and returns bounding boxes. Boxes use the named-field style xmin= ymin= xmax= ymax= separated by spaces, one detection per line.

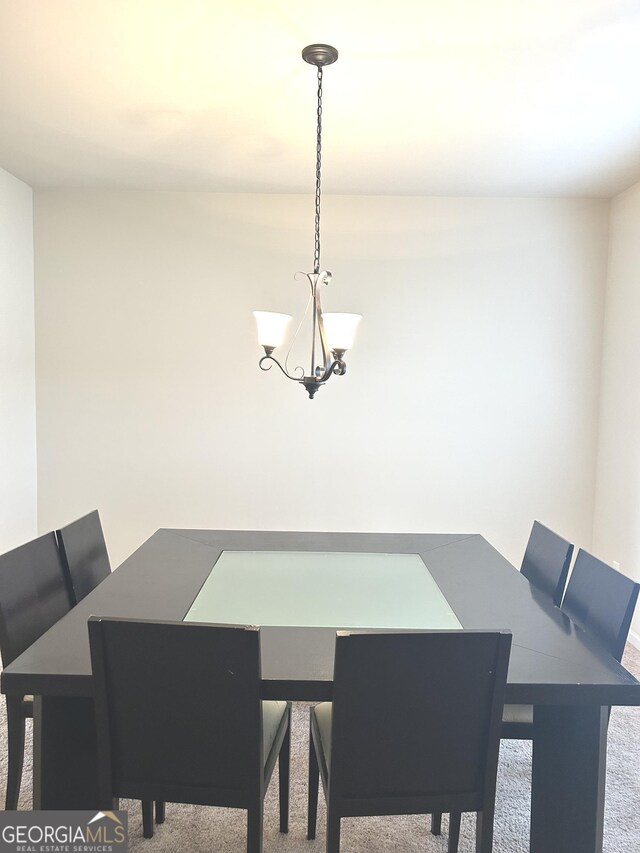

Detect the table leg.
xmin=531 ymin=705 xmax=607 ymax=853
xmin=33 ymin=696 xmax=101 ymax=809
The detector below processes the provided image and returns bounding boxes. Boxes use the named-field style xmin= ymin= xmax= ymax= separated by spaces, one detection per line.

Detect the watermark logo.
xmin=0 ymin=810 xmax=128 ymax=852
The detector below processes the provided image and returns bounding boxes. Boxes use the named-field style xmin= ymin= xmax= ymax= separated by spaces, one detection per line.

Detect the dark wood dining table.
xmin=3 ymin=528 xmax=640 ymax=853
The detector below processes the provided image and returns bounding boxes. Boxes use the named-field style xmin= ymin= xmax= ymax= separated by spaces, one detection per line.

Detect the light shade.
xmin=253 ymin=311 xmax=292 ymax=349
xmin=322 ymin=312 xmax=362 ymax=352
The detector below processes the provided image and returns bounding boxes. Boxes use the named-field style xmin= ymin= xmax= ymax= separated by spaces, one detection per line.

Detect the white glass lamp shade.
xmin=253 ymin=311 xmax=292 ymax=349
xmin=322 ymin=312 xmax=362 ymax=352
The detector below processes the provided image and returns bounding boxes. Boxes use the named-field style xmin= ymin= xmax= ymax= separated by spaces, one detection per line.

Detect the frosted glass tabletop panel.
xmin=184 ymin=551 xmax=462 ymax=629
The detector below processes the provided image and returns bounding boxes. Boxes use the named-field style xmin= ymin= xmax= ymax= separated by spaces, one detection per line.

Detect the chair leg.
xmin=247 ymin=801 xmax=264 ymax=853
xmin=279 ymin=708 xmax=291 ymax=833
xmin=307 ymin=721 xmax=320 ymax=841
xmin=475 ymin=809 xmax=494 ymax=853
xmin=5 ymin=697 xmax=26 ymax=810
xmin=155 ymin=801 xmax=165 ymax=824
xmin=326 ymin=809 xmax=341 ymax=853
xmin=142 ymin=800 xmax=154 ymax=838
xmin=431 ymin=812 xmax=442 ymax=836
xmin=448 ymin=812 xmax=461 ymax=853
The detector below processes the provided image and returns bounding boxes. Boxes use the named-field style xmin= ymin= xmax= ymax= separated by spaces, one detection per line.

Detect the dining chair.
xmin=307 ymin=630 xmax=512 ymax=853
xmin=88 ymin=617 xmax=291 ymax=851
xmin=57 ymin=510 xmax=111 ymax=605
xmin=562 ymin=549 xmax=639 ymax=663
xmin=0 ymin=532 xmax=73 ymax=809
xmin=520 ymin=520 xmax=574 ymax=606
xmin=494 ymin=523 xmax=571 ymax=740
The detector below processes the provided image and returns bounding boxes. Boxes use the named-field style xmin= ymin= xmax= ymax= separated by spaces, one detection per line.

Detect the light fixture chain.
xmin=313 ymin=65 xmax=323 ymax=275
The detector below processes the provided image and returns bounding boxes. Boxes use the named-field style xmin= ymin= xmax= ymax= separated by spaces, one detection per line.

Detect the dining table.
xmin=2 ymin=528 xmax=640 ymax=853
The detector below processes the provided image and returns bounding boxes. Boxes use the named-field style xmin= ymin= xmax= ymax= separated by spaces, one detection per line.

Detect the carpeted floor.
xmin=2 ymin=646 xmax=639 ymax=852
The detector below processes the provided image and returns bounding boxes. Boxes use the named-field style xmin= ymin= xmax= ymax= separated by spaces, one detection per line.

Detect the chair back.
xmin=0 ymin=532 xmax=72 ymax=666
xmin=57 ymin=510 xmax=111 ymax=604
xmin=521 ymin=520 xmax=573 ymax=606
xmin=562 ymin=549 xmax=639 ymax=662
xmin=88 ymin=618 xmax=263 ymax=807
xmin=329 ymin=630 xmax=511 ymax=811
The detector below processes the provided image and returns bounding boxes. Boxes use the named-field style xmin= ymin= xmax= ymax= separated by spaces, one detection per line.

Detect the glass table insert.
xmin=184 ymin=550 xmax=462 ymax=629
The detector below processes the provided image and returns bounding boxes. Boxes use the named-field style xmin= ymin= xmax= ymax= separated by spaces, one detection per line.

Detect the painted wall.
xmin=593 ymin=179 xmax=640 ymax=643
xmin=34 ymin=191 xmax=608 ymax=569
xmin=0 ymin=168 xmax=36 ymax=552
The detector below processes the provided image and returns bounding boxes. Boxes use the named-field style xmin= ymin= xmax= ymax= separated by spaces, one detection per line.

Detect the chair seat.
xmin=502 ymin=704 xmax=533 ymax=725
xmin=312 ymin=702 xmax=333 ymax=767
xmin=262 ymin=700 xmax=287 ymax=764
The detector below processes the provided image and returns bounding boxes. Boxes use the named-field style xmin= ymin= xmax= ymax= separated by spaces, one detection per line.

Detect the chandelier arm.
xmin=316 ymin=297 xmax=332 ymax=376
xmin=312 ymin=356 xmax=347 ymax=385
xmin=259 ymin=354 xmax=305 ymax=381
xmin=311 ymin=275 xmax=318 ymax=376
xmin=284 ymin=282 xmax=313 ymax=378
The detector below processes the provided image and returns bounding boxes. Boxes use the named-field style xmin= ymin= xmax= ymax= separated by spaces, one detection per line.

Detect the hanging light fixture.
xmin=253 ymin=44 xmax=362 ymax=399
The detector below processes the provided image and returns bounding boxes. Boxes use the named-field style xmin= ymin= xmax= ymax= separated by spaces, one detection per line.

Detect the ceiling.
xmin=1 ymin=0 xmax=639 ymax=196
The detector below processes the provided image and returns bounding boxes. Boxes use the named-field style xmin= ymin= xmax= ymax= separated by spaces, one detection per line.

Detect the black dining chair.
xmin=57 ymin=510 xmax=111 ymax=605
xmin=562 ymin=549 xmax=639 ymax=662
xmin=0 ymin=532 xmax=72 ymax=809
xmin=88 ymin=617 xmax=291 ymax=850
xmin=496 ymin=523 xmax=572 ymax=741
xmin=432 ymin=523 xmax=564 ymax=830
xmin=481 ymin=520 xmax=571 ymax=743
xmin=520 ymin=520 xmax=574 ymax=606
xmin=307 ymin=630 xmax=512 ymax=853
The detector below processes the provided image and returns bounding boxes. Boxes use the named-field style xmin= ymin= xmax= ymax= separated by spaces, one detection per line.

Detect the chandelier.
xmin=253 ymin=44 xmax=362 ymax=399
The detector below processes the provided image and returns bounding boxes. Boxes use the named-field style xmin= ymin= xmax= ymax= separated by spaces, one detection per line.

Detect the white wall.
xmin=0 ymin=168 xmax=36 ymax=552
xmin=34 ymin=191 xmax=608 ymax=568
xmin=593 ymin=179 xmax=640 ymax=644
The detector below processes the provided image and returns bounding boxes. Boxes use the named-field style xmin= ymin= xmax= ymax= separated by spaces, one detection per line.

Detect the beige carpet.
xmin=2 ymin=646 xmax=639 ymax=852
